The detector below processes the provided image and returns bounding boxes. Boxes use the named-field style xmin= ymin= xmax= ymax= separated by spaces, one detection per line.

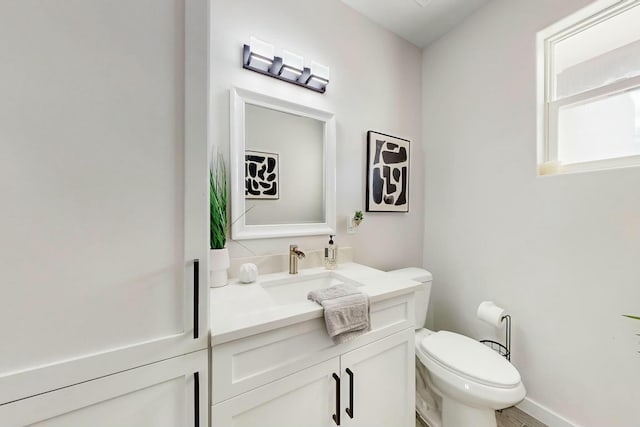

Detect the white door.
xmin=0 ymin=0 xmax=209 ymax=404
xmin=0 ymin=350 xmax=208 ymax=427
xmin=212 ymin=358 xmax=340 ymax=427
xmin=340 ymin=329 xmax=415 ymax=427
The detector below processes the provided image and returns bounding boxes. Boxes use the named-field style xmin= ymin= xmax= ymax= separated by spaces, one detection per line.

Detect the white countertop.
xmin=210 ymin=262 xmax=421 ymax=345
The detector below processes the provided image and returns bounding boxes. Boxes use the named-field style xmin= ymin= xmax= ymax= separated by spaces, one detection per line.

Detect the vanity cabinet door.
xmin=0 ymin=350 xmax=208 ymax=427
xmin=212 ymin=357 xmax=340 ymax=427
xmin=0 ymin=0 xmax=209 ymax=405
xmin=340 ymin=329 xmax=414 ymax=427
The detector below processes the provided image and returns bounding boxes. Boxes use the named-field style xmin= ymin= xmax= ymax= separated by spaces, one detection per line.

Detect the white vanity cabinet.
xmin=211 ymin=288 xmax=416 ymax=427
xmin=0 ymin=350 xmax=208 ymax=427
xmin=339 ymin=329 xmax=414 ymax=426
xmin=0 ymin=0 xmax=209 ymax=424
xmin=212 ymin=357 xmax=340 ymax=427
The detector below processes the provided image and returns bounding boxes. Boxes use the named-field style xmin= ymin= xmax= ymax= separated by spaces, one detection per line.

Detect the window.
xmin=537 ymin=0 xmax=640 ymax=174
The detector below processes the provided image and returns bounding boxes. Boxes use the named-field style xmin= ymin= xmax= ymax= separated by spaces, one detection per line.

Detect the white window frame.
xmin=536 ymin=0 xmax=640 ymax=175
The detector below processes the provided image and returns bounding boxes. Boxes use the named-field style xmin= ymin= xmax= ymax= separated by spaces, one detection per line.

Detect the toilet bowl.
xmin=387 ymin=268 xmax=526 ymax=427
xmin=415 ymin=329 xmax=525 ymax=427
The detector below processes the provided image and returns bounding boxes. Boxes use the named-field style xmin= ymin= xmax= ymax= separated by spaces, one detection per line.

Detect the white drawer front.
xmin=212 ymin=293 xmax=413 ymax=403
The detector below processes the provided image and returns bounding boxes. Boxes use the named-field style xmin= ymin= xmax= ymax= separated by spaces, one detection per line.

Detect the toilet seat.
xmin=419 ymin=331 xmax=520 ymax=389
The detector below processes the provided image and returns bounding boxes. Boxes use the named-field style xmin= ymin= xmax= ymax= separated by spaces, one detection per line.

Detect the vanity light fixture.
xmin=305 ymin=61 xmax=330 ymax=92
xmin=245 ymin=36 xmax=274 ymax=72
xmin=242 ymin=39 xmax=330 ymax=94
xmin=280 ymin=50 xmax=304 ymax=80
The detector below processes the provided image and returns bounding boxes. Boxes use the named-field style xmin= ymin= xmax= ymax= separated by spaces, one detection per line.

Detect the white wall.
xmin=211 ymin=0 xmax=423 ymax=271
xmin=422 ymin=1 xmax=640 ymax=426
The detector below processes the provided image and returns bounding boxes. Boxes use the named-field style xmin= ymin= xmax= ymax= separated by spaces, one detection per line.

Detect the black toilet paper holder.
xmin=480 ymin=314 xmax=511 ymax=361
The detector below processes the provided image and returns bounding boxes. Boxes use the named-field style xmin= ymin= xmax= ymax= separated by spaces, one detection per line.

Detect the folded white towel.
xmin=307 ymin=283 xmax=359 ymax=301
xmin=308 ymin=283 xmax=370 ymax=344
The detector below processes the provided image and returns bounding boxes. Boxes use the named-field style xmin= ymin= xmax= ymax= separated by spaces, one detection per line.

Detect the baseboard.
xmin=517 ymin=397 xmax=581 ymax=427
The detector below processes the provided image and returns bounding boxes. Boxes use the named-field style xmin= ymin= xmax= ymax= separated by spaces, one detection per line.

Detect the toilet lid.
xmin=420 ymin=331 xmax=521 ymax=388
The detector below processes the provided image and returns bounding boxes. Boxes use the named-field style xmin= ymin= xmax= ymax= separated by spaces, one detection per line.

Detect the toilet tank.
xmin=386 ymin=267 xmax=433 ymax=330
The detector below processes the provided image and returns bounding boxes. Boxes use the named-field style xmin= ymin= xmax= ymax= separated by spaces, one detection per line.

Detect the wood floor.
xmin=496 ymin=407 xmax=548 ymax=427
xmin=416 ymin=406 xmax=547 ymax=427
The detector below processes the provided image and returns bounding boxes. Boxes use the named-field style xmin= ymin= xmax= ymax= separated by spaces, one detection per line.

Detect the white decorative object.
xmin=210 ymin=248 xmax=230 ymax=287
xmin=238 ymin=263 xmax=258 ymax=284
xmin=347 ymin=211 xmax=364 ymax=234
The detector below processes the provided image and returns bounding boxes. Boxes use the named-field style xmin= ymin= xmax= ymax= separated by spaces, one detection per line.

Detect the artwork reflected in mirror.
xmin=245 ymin=150 xmax=279 ymax=199
xmin=366 ymin=131 xmax=410 ymax=213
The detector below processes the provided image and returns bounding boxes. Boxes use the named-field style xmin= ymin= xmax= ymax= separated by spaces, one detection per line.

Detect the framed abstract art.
xmin=245 ymin=150 xmax=279 ymax=199
xmin=366 ymin=131 xmax=409 ymax=212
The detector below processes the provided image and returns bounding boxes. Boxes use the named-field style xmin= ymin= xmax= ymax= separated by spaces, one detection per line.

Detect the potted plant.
xmin=210 ymin=154 xmax=229 ymax=287
xmin=353 ymin=210 xmax=364 ymax=226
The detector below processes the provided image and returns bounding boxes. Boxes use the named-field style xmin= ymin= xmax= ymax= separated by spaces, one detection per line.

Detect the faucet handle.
xmin=289 ymin=244 xmax=305 ymax=258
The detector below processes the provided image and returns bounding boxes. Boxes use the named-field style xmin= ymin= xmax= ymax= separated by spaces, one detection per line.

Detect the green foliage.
xmin=354 ymin=210 xmax=364 ymax=221
xmin=210 ymin=155 xmax=227 ymax=250
xmin=623 ymin=315 xmax=640 ymax=321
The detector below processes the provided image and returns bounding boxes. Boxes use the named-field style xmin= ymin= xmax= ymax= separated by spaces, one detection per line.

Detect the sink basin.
xmin=261 ymin=272 xmax=354 ymax=305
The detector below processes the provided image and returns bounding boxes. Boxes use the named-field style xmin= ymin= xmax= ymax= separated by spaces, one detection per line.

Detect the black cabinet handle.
xmin=193 ymin=259 xmax=199 ymax=339
xmin=332 ymin=373 xmax=340 ymax=425
xmin=194 ymin=372 xmax=200 ymax=427
xmin=345 ymin=368 xmax=354 ymax=419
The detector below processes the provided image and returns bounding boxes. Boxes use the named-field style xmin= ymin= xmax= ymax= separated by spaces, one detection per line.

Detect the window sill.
xmin=537 ymin=155 xmax=640 ymax=176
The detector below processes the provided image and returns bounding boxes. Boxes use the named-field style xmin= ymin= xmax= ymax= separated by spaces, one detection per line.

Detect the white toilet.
xmin=387 ymin=268 xmax=526 ymax=427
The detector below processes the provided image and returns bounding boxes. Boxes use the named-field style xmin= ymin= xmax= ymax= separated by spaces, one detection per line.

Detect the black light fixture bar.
xmin=242 ymin=45 xmax=327 ymax=94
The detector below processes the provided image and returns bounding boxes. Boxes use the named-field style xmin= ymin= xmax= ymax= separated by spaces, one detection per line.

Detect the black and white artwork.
xmin=366 ymin=131 xmax=409 ymax=212
xmin=245 ymin=150 xmax=279 ymax=199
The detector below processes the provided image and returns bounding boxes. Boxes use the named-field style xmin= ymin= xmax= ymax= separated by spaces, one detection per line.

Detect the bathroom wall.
xmin=421 ymin=1 xmax=640 ymax=426
xmin=211 ymin=0 xmax=423 ymax=271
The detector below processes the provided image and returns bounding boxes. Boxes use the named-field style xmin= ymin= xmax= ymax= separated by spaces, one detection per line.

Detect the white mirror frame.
xmin=229 ymin=86 xmax=336 ymax=240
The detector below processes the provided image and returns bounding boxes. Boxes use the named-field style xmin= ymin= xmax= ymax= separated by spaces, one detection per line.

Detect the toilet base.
xmin=442 ymin=397 xmax=497 ymax=427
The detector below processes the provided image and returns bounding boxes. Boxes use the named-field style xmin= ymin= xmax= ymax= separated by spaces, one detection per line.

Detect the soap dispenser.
xmin=324 ymin=235 xmax=338 ymax=270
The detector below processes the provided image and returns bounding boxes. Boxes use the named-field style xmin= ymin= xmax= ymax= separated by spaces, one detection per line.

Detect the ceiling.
xmin=340 ymin=0 xmax=491 ymax=48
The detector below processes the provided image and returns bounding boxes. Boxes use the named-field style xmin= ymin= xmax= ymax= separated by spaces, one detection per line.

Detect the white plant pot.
xmin=210 ymin=247 xmax=230 ymax=287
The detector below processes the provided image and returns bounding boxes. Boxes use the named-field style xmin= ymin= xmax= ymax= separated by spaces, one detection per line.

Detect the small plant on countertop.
xmin=210 ymin=153 xmax=227 ymax=250
xmin=353 ymin=210 xmax=364 ymax=225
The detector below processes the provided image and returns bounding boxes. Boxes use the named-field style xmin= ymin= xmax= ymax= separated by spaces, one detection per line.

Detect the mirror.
xmin=229 ymin=87 xmax=336 ymax=240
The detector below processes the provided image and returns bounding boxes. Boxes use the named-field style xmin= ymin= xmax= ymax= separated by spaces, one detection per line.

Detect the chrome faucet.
xmin=289 ymin=244 xmax=306 ymax=274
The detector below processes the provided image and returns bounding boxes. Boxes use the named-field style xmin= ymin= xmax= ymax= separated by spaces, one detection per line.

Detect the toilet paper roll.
xmin=477 ymin=301 xmax=505 ymax=328
xmin=239 ymin=263 xmax=258 ymax=284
